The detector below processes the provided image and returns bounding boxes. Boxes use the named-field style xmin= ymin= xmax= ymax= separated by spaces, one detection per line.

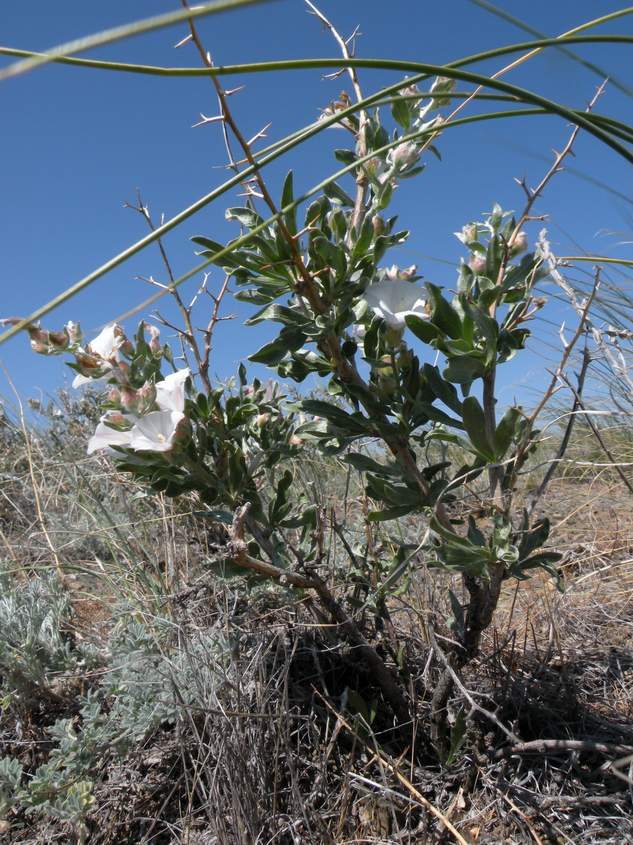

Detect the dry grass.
xmin=2 ymin=397 xmax=633 ymax=843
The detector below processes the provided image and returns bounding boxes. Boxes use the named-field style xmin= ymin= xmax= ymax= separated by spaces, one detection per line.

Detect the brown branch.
xmin=227 ymin=504 xmax=411 ymax=725
xmin=496 ymin=739 xmax=633 ymax=759
xmin=305 ymin=1 xmax=368 ymax=241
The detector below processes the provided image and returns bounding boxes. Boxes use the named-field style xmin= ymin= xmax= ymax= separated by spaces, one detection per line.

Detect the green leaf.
xmin=300 ymin=400 xmax=369 ymax=435
xmin=405 ymin=314 xmax=439 ymax=344
xmin=324 ymin=180 xmax=355 ymax=207
xmin=334 ymin=148 xmax=357 ymax=166
xmin=517 ymin=516 xmax=551 ymax=561
xmin=225 ymin=206 xmax=264 ymax=229
xmin=368 ymin=505 xmax=416 ymax=522
xmin=426 ymin=283 xmax=463 ymax=339
xmin=445 ymin=709 xmax=468 ymax=766
xmin=494 ymin=406 xmax=521 ymax=458
xmin=391 ymin=97 xmax=411 ymax=129
xmin=443 ymin=356 xmax=486 ymax=385
xmin=422 ymin=364 xmax=463 ymax=414
xmin=462 ymin=396 xmax=496 ymax=461
xmin=281 ymin=170 xmax=297 ymax=235
xmin=245 ymin=304 xmax=309 ymax=327
xmin=270 ymin=469 xmax=293 ymax=524
xmin=248 ymin=337 xmax=290 ymax=365
xmin=344 ymin=453 xmax=398 ymax=476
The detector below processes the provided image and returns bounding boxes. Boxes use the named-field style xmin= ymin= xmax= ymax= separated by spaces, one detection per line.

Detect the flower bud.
xmin=372 ymin=215 xmax=386 ymax=237
xmin=48 ymin=330 xmax=70 ymax=352
xmin=508 ymin=231 xmax=528 ymax=257
xmin=120 ymin=387 xmax=140 ymax=413
xmin=430 ymin=76 xmax=455 ymax=106
xmin=28 ymin=327 xmax=51 ymax=354
xmin=387 ymin=141 xmax=420 ymax=171
xmin=75 ymin=352 xmax=106 ymax=377
xmin=145 ymin=324 xmax=162 ymax=355
xmin=136 ymin=382 xmax=157 ymax=414
xmin=456 ymin=224 xmax=478 ymax=246
xmin=65 ymin=321 xmax=82 ymax=346
xmin=468 ymin=253 xmax=487 ymax=275
xmin=289 ymin=434 xmax=303 ymax=447
xmin=255 ymin=413 xmax=271 ymax=428
xmin=107 ymin=387 xmax=122 ymax=405
xmin=105 ymin=411 xmax=131 ymax=431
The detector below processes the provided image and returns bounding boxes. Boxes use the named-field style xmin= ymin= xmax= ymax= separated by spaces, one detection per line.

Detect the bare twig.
xmin=526 ymin=338 xmax=592 ymax=515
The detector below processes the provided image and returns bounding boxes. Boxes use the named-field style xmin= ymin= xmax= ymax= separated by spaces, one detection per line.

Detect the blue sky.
xmin=1 ymin=0 xmax=632 ymax=411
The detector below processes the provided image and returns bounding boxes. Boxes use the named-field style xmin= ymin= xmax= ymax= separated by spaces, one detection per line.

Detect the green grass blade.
xmin=3 ymin=34 xmax=633 ymax=79
xmin=0 ymin=0 xmax=275 ymax=82
xmin=0 ymin=106 xmax=548 ymax=343
xmin=469 ymin=0 xmax=633 ymax=98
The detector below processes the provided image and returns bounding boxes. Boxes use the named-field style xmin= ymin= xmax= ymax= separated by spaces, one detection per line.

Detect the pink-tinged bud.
xmin=289 ymin=435 xmax=303 ymax=446
xmin=120 ymin=387 xmax=140 ymax=412
xmin=137 ymin=382 xmax=157 ymax=414
xmin=48 ymin=330 xmax=70 ymax=351
xmin=75 ymin=352 xmax=102 ymax=373
xmin=255 ymin=413 xmax=270 ymax=428
xmin=387 ymin=141 xmax=420 ymax=171
xmin=399 ymin=81 xmax=421 ymax=100
xmin=456 ymin=224 xmax=478 ymax=245
xmin=372 ymin=215 xmax=385 ymax=237
xmin=29 ymin=327 xmax=51 ymax=354
xmin=509 ymin=231 xmax=528 ymax=257
xmin=106 ymin=412 xmax=130 ymax=430
xmin=468 ymin=254 xmax=487 ymax=275
xmin=145 ymin=323 xmax=161 ymax=355
xmin=400 ymin=264 xmax=417 ymax=280
xmin=364 ymin=156 xmax=384 ymax=180
xmin=430 ymin=76 xmax=455 ymax=106
xmin=107 ymin=387 xmax=122 ymax=405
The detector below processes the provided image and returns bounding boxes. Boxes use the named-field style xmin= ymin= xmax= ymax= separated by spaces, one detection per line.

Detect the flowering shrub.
xmin=26 ymin=68 xmax=566 ymax=759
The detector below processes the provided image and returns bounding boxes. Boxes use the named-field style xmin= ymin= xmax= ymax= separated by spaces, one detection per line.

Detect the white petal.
xmin=87 ymin=421 xmax=133 ymax=455
xmin=130 ymin=410 xmax=184 ymax=452
xmin=72 ymin=362 xmax=112 ymax=390
xmin=155 ymin=368 xmax=190 ymax=413
xmin=363 ymin=279 xmax=428 ymax=328
xmin=73 ymin=373 xmax=93 ymax=389
xmin=88 ymin=324 xmax=122 ymax=360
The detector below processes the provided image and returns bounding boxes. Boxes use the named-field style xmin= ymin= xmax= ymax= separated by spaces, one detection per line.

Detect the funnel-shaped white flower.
xmin=87 ymin=415 xmax=134 ymax=455
xmin=129 ymin=410 xmax=186 ymax=452
xmin=155 ymin=368 xmax=190 ymax=413
xmin=362 ymin=278 xmax=429 ymax=330
xmin=88 ymin=324 xmax=122 ymax=359
xmin=72 ymin=324 xmax=123 ymax=388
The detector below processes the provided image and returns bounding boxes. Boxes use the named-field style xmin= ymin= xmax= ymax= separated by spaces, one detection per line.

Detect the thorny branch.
xmin=124 ymin=190 xmax=231 ymax=392
xmin=179 ymin=0 xmax=452 ymax=529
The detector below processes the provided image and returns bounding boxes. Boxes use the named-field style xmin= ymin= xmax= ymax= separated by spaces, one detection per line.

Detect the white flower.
xmin=362 ymin=278 xmax=429 ymax=330
xmin=129 ymin=410 xmax=186 ymax=452
xmin=87 ymin=414 xmax=134 ymax=455
xmin=72 ymin=324 xmax=123 ymax=388
xmin=88 ymin=324 xmax=122 ymax=359
xmin=155 ymin=368 xmax=190 ymax=413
